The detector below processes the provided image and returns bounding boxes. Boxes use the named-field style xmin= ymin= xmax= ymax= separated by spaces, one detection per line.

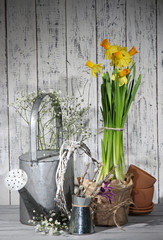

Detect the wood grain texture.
xmin=66 ymin=0 xmax=97 ymax=177
xmin=96 ymin=0 xmax=127 ymax=164
xmin=0 ymin=205 xmax=163 ymax=240
xmin=7 ymin=0 xmax=37 ymax=204
xmin=127 ymin=0 xmax=158 ymax=202
xmin=157 ymin=0 xmax=163 ymax=203
xmin=0 ymin=0 xmax=9 ymax=204
xmin=36 ymin=0 xmax=67 ymax=93
xmin=0 ymin=0 xmax=162 ymax=203
xmin=36 ymin=0 xmax=67 ymax=150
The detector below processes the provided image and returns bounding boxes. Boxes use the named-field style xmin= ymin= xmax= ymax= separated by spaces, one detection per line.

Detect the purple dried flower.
xmin=98 ymin=181 xmax=115 ymax=203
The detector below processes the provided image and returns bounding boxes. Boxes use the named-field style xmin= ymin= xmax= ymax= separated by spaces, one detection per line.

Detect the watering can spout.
xmin=19 ymin=187 xmax=50 ymax=219
xmin=4 ymin=168 xmax=51 ymax=221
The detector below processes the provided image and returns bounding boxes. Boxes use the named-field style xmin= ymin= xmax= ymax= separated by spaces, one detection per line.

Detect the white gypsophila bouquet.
xmin=28 ymin=210 xmax=69 ymax=236
xmin=10 ymin=89 xmax=92 ymax=150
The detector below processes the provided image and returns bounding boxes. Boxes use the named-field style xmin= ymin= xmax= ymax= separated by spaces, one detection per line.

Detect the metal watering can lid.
xmin=19 ymin=150 xmax=59 ymax=162
xmin=29 ymin=93 xmax=63 ymax=163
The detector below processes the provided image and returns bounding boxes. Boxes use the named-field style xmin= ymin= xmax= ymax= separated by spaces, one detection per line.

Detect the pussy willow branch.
xmin=79 ymin=142 xmax=100 ymax=165
xmin=81 ymin=164 xmax=101 ymax=197
xmin=90 ymin=165 xmax=118 ymax=197
xmin=75 ymin=162 xmax=90 ymax=196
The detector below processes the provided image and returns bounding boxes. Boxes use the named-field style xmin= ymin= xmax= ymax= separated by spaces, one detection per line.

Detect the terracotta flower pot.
xmin=129 ymin=202 xmax=154 ymax=215
xmin=127 ymin=164 xmax=156 ymax=189
xmin=130 ymin=202 xmax=154 ymax=211
xmin=131 ymin=185 xmax=154 ymax=208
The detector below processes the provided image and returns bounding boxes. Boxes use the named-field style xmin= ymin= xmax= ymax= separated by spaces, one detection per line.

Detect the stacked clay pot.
xmin=127 ymin=164 xmax=156 ymax=215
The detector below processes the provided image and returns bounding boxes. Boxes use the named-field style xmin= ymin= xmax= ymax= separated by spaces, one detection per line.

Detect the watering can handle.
xmin=30 ymin=93 xmax=62 ymax=162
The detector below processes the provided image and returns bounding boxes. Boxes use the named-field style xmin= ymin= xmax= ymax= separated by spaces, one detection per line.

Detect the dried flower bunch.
xmin=28 ymin=210 xmax=69 ymax=236
xmin=10 ymin=89 xmax=92 ymax=150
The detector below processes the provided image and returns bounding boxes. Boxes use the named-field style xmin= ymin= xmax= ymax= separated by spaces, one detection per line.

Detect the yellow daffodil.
xmin=118 ymin=76 xmax=128 ymax=86
xmin=111 ymin=74 xmax=116 ymax=81
xmin=111 ymin=68 xmax=130 ymax=87
xmin=111 ymin=47 xmax=132 ymax=69
xmin=119 ymin=68 xmax=130 ymax=77
xmin=100 ymin=39 xmax=111 ymax=49
xmin=113 ymin=50 xmax=123 ymax=59
xmin=100 ymin=39 xmax=119 ymax=60
xmin=128 ymin=46 xmax=138 ymax=56
xmin=85 ymin=60 xmax=104 ymax=77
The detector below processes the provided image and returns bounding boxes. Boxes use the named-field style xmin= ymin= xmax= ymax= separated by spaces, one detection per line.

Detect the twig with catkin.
xmin=79 ymin=142 xmax=100 ymax=165
xmin=80 ymin=163 xmax=102 ymax=197
xmin=75 ymin=162 xmax=90 ymax=196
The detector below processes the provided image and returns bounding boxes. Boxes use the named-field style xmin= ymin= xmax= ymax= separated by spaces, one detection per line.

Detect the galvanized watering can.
xmin=19 ymin=93 xmax=74 ymax=225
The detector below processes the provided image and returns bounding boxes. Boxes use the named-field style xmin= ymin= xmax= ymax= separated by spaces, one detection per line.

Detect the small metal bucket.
xmin=69 ymin=196 xmax=95 ymax=235
xmin=19 ymin=93 xmax=74 ymax=225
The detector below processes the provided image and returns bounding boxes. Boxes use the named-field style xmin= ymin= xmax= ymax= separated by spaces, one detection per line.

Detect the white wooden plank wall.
xmin=7 ymin=0 xmax=37 ymax=204
xmin=66 ymin=0 xmax=97 ymax=177
xmin=127 ymin=0 xmax=158 ymax=202
xmin=157 ymin=0 xmax=163 ymax=203
xmin=0 ymin=0 xmax=162 ymax=204
xmin=0 ymin=0 xmax=9 ymax=204
xmin=36 ymin=0 xmax=67 ymax=92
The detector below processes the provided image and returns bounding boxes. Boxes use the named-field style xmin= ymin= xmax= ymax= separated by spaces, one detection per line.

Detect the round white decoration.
xmin=4 ymin=169 xmax=28 ymax=191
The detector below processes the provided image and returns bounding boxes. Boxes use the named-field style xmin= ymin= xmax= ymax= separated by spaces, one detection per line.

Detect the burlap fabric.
xmin=83 ymin=177 xmax=133 ymax=228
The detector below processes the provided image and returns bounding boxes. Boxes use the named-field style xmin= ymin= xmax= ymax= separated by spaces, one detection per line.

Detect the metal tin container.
xmin=69 ymin=195 xmax=95 ymax=235
xmin=19 ymin=93 xmax=74 ymax=224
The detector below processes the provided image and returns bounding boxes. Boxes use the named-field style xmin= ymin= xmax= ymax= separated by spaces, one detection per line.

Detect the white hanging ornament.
xmin=4 ymin=169 xmax=28 ymax=191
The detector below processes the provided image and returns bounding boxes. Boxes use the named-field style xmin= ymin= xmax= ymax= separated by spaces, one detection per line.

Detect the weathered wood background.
xmin=0 ymin=0 xmax=162 ymax=204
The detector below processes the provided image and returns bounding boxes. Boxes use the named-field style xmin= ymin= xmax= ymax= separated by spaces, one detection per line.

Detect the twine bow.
xmin=97 ymin=127 xmax=124 ymax=135
xmin=91 ymin=198 xmax=134 ymax=231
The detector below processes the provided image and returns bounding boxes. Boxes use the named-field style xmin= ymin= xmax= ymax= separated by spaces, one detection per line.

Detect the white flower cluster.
xmin=10 ymin=89 xmax=92 ymax=150
xmin=28 ymin=210 xmax=68 ymax=236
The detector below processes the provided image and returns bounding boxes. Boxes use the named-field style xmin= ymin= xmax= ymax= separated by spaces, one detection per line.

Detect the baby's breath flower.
xmin=28 ymin=219 xmax=33 ymax=223
xmin=109 ymin=174 xmax=114 ymax=179
xmin=79 ymin=185 xmax=84 ymax=190
xmin=55 ymin=220 xmax=60 ymax=225
xmin=10 ymin=89 xmax=92 ymax=150
xmin=94 ymin=168 xmax=98 ymax=173
xmin=74 ymin=187 xmax=79 ymax=194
